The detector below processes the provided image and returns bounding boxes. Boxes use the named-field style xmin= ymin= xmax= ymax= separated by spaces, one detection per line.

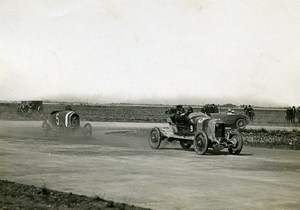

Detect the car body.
xmin=210 ymin=112 xmax=249 ymax=129
xmin=149 ymin=111 xmax=243 ymax=155
xmin=42 ymin=109 xmax=92 ymax=138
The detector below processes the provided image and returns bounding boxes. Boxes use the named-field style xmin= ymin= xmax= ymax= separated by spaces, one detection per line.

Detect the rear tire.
xmin=228 ymin=130 xmax=243 ymax=154
xmin=193 ymin=131 xmax=208 ymax=155
xmin=38 ymin=106 xmax=43 ymax=113
xmin=236 ymin=119 xmax=246 ymax=129
xmin=148 ymin=127 xmax=161 ymax=149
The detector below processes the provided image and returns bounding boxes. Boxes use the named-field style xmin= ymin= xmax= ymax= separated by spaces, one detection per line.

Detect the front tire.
xmin=228 ymin=130 xmax=243 ymax=154
xmin=180 ymin=141 xmax=192 ymax=150
xmin=148 ymin=127 xmax=161 ymax=149
xmin=193 ymin=131 xmax=208 ymax=155
xmin=236 ymin=118 xmax=246 ymax=129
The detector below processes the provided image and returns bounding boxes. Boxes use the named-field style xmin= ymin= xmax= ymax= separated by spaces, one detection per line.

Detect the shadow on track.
xmin=158 ymin=147 xmax=253 ymax=156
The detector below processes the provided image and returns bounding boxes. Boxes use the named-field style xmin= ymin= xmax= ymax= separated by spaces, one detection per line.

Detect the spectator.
xmin=286 ymin=107 xmax=290 ymax=122
xmin=291 ymin=106 xmax=297 ymax=123
xmin=212 ymin=104 xmax=219 ymax=113
xmin=286 ymin=107 xmax=292 ymax=123
xmin=244 ymin=105 xmax=249 ymax=116
xmin=296 ymin=107 xmax=300 ymax=123
xmin=28 ymin=102 xmax=33 ymax=115
xmin=248 ymin=105 xmax=255 ymax=121
xmin=201 ymin=104 xmax=218 ymax=115
xmin=208 ymin=105 xmax=214 ymax=114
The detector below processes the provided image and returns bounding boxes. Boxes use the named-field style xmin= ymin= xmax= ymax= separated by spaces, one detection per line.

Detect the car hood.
xmin=210 ymin=113 xmax=248 ymax=119
xmin=189 ymin=112 xmax=210 ymax=119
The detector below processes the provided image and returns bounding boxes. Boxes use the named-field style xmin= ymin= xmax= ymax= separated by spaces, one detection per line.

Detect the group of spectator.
xmin=200 ymin=104 xmax=219 ymax=115
xmin=17 ymin=103 xmax=31 ymax=113
xmin=286 ymin=106 xmax=300 ymax=123
xmin=17 ymin=101 xmax=43 ymax=114
xmin=244 ymin=105 xmax=255 ymax=121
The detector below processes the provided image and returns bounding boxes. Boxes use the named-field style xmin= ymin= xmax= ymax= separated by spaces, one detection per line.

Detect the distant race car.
xmin=210 ymin=112 xmax=249 ymax=129
xmin=149 ymin=108 xmax=243 ymax=155
xmin=200 ymin=104 xmax=249 ymax=129
xmin=42 ymin=108 xmax=92 ymax=139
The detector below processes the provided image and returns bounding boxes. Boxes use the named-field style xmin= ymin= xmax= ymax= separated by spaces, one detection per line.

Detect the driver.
xmin=174 ymin=105 xmax=193 ymax=124
xmin=174 ymin=105 xmax=184 ymax=124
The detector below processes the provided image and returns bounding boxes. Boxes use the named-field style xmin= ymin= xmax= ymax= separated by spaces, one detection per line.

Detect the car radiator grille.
xmin=215 ymin=123 xmax=225 ymax=137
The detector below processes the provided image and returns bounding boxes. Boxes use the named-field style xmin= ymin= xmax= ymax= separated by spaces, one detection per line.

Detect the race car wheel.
xmin=180 ymin=141 xmax=192 ymax=150
xmin=228 ymin=130 xmax=243 ymax=155
xmin=236 ymin=119 xmax=246 ymax=129
xmin=38 ymin=106 xmax=43 ymax=113
xmin=148 ymin=127 xmax=161 ymax=149
xmin=42 ymin=120 xmax=50 ymax=137
xmin=193 ymin=131 xmax=208 ymax=155
xmin=83 ymin=123 xmax=92 ymax=139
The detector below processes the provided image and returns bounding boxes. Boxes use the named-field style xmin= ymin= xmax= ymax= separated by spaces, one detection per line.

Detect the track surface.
xmin=0 ymin=121 xmax=300 ymax=210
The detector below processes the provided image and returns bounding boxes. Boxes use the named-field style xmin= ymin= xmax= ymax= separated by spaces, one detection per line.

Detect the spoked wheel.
xmin=42 ymin=120 xmax=50 ymax=137
xmin=236 ymin=119 xmax=246 ymax=129
xmin=228 ymin=130 xmax=243 ymax=155
xmin=180 ymin=140 xmax=192 ymax=150
xmin=148 ymin=127 xmax=161 ymax=149
xmin=193 ymin=131 xmax=208 ymax=155
xmin=83 ymin=123 xmax=92 ymax=139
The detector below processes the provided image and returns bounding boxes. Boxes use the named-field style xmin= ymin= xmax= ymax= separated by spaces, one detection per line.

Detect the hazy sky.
xmin=0 ymin=0 xmax=299 ymax=106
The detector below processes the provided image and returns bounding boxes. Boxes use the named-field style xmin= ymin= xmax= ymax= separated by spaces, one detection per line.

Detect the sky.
xmin=0 ymin=0 xmax=299 ymax=106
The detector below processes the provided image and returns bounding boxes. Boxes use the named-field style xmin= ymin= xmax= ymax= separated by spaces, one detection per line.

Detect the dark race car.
xmin=210 ymin=112 xmax=249 ymax=129
xmin=42 ymin=107 xmax=92 ymax=139
xmin=200 ymin=104 xmax=249 ymax=129
xmin=149 ymin=107 xmax=243 ymax=155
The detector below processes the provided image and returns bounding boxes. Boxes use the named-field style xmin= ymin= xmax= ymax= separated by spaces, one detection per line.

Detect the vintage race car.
xmin=42 ymin=109 xmax=92 ymax=138
xmin=210 ymin=112 xmax=249 ymax=129
xmin=149 ymin=111 xmax=243 ymax=155
xmin=200 ymin=104 xmax=249 ymax=129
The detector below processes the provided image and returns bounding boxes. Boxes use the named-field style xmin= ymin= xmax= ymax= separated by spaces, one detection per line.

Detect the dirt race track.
xmin=0 ymin=120 xmax=300 ymax=210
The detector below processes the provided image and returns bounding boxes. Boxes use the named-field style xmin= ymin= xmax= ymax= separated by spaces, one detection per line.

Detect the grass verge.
xmin=241 ymin=128 xmax=300 ymax=150
xmin=0 ymin=180 xmax=150 ymax=210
